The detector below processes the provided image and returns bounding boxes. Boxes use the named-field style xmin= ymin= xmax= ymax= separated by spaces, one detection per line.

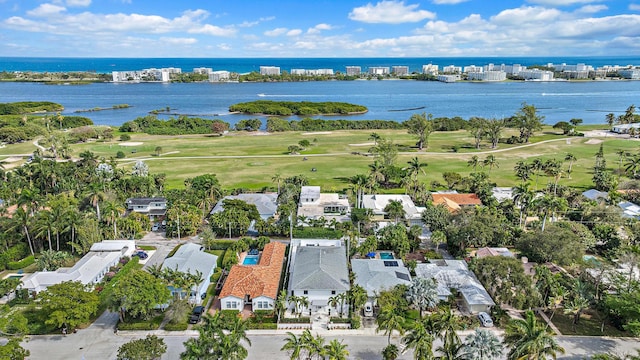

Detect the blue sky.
xmin=1 ymin=0 xmax=639 ymax=57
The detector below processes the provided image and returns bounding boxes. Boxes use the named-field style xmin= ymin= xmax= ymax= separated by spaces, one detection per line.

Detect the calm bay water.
xmin=1 ymin=57 xmax=640 ymax=127
xmin=0 ymin=80 xmax=638 ymax=126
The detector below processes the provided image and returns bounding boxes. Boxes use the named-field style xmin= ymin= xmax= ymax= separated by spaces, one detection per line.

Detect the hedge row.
xmin=0 ymin=244 xmax=29 ymax=270
xmin=164 ymin=322 xmax=188 ymax=331
xmin=7 ymin=256 xmax=35 ymax=270
xmin=293 ymin=227 xmax=343 ymax=239
xmin=280 ymin=317 xmax=311 ymax=323
xmin=248 ymin=323 xmax=278 ymax=329
xmin=208 ymin=240 xmax=236 ymax=250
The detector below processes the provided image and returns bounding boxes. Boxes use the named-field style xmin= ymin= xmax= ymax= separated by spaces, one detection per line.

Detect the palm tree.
xmin=64 ymin=207 xmax=82 ymax=254
xmin=543 ymin=159 xmax=563 ymax=195
xmin=463 ymin=328 xmax=503 ymax=360
xmin=34 ymin=209 xmax=54 ymax=251
xmin=606 ymin=113 xmax=616 ymax=129
xmin=514 ymin=160 xmax=532 ymax=183
xmin=435 ymin=307 xmax=464 ymax=350
xmin=226 ymin=315 xmax=251 ymax=354
xmin=504 ymin=310 xmax=565 ymax=360
xmin=303 ymin=331 xmax=326 ymax=360
xmin=271 ymin=173 xmax=283 ymax=193
xmin=349 ymin=174 xmax=368 ymax=209
xmin=102 ymin=200 xmax=124 ymax=239
xmin=275 ymin=289 xmax=288 ymax=322
xmin=531 ymin=158 xmax=544 ymax=190
xmin=281 ymin=332 xmax=304 ymax=360
xmin=512 ymin=182 xmax=534 ymax=229
xmin=483 ymin=155 xmax=499 ymax=175
xmin=404 ymin=156 xmax=428 ymax=186
xmin=368 ymin=161 xmax=386 ymax=187
xmin=369 ymin=132 xmax=381 ymax=146
xmin=624 ymin=154 xmax=640 ymax=178
xmin=382 ymin=344 xmax=400 ymax=360
xmin=564 ymin=153 xmax=576 ymax=179
xmin=384 ymin=200 xmax=406 ymax=224
xmin=406 ymin=277 xmax=439 ymax=318
xmin=84 ymin=183 xmax=105 ymax=221
xmin=376 ymin=305 xmax=406 ymax=345
xmin=467 ymin=155 xmax=480 ymax=173
xmin=10 ymin=207 xmax=35 ymax=256
xmin=402 ymin=319 xmax=435 ymax=360
xmin=324 ymin=339 xmax=349 ymax=360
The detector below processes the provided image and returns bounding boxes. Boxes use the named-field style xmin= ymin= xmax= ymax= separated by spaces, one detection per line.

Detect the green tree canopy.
xmin=40 ymin=281 xmax=99 ymax=330
xmin=109 ymin=270 xmax=171 ymax=322
xmin=117 ymin=335 xmax=167 ymax=360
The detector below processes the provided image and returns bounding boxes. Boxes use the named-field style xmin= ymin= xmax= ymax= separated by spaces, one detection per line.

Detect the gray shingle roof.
xmin=351 ymin=259 xmax=412 ymax=296
xmin=210 ymin=193 xmax=278 ymax=219
xmin=161 ymin=243 xmax=217 ymax=278
xmin=290 ymin=246 xmax=350 ymax=291
xmin=415 ymin=259 xmax=494 ymax=306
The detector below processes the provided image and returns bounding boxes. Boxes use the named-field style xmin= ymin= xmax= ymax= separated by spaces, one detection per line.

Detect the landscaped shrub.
xmin=209 ymin=240 xmax=236 ymax=250
xmin=293 ymin=227 xmax=343 ymax=239
xmin=349 ymin=314 xmax=361 ymax=329
xmin=0 ymin=243 xmax=29 ymax=270
xmin=116 ymin=151 xmax=126 ymax=158
xmin=280 ymin=317 xmax=310 ymax=323
xmin=222 ymin=250 xmax=238 ymax=270
xmin=330 ymin=317 xmax=350 ymax=323
xmin=248 ymin=323 xmax=278 ymax=329
xmin=119 ymin=134 xmax=131 ymax=141
xmin=164 ymin=322 xmax=188 ymax=331
xmin=8 ymin=256 xmax=35 ymax=270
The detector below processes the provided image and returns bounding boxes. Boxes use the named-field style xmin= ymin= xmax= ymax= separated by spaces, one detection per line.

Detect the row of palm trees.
xmin=281 ymin=330 xmax=349 ymax=360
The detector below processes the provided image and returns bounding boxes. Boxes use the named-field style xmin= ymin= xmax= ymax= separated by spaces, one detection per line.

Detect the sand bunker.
xmin=584 ymin=139 xmax=603 ymax=145
xmin=119 ymin=142 xmax=144 ymax=146
xmin=349 ymin=142 xmax=375 ymax=147
xmin=302 ymin=131 xmax=332 ymax=135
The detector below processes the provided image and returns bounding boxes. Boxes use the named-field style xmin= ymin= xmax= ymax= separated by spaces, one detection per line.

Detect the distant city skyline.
xmin=1 ymin=0 xmax=639 ymax=58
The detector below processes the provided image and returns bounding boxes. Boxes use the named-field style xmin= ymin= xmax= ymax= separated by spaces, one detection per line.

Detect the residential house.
xmin=298 ymin=186 xmax=350 ymax=224
xmin=431 ymin=193 xmax=482 ymax=213
xmin=351 ymin=259 xmax=412 ymax=301
xmin=210 ymin=193 xmax=279 ymax=234
xmin=219 ymin=242 xmax=286 ymax=312
xmin=582 ymin=189 xmax=609 ymax=202
xmin=415 ymin=259 xmax=495 ymax=314
xmin=361 ymin=194 xmax=424 ymax=226
xmin=492 ymin=187 xmax=514 ymax=203
xmin=619 ymin=201 xmax=640 ymax=219
xmin=288 ymin=244 xmax=350 ymax=314
xmin=125 ymin=197 xmax=167 ymax=220
xmin=474 ymin=247 xmax=515 ymax=259
xmin=21 ymin=240 xmax=136 ymax=294
xmin=161 ymin=243 xmax=217 ymax=304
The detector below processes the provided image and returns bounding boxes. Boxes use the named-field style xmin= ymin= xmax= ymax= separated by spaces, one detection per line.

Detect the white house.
xmin=21 ymin=240 xmax=136 ymax=294
xmin=415 ymin=259 xmax=495 ymax=314
xmin=351 ymin=259 xmax=412 ymax=301
xmin=298 ymin=186 xmax=351 ymax=224
xmin=361 ymin=194 xmax=424 ymax=225
xmin=161 ymin=243 xmax=217 ymax=304
xmin=288 ymin=245 xmax=350 ymax=315
xmin=125 ymin=197 xmax=167 ymax=220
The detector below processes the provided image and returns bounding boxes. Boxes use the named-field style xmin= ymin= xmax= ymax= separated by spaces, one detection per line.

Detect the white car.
xmin=478 ymin=312 xmax=494 ymax=327
xmin=364 ymin=302 xmax=374 ymax=317
xmin=152 ymin=224 xmax=159 ymax=231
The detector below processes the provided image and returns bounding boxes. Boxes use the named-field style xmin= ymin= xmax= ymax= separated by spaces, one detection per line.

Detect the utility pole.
xmin=228 ymin=222 xmax=232 ymax=240
xmin=177 ymin=213 xmax=181 ymax=241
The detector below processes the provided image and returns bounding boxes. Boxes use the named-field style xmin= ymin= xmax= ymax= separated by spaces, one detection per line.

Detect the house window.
xmin=226 ymin=301 xmax=238 ymax=309
xmin=303 ymin=290 xmax=308 ymax=295
xmin=256 ymin=301 xmax=269 ymax=309
xmin=331 ymin=290 xmax=336 ymax=295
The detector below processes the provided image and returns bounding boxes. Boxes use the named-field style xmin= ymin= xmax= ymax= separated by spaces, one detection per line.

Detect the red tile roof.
xmin=432 ymin=193 xmax=482 ymax=213
xmin=219 ymin=242 xmax=286 ymax=301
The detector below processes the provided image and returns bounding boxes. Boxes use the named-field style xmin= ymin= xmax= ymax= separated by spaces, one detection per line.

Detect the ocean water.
xmin=2 ymin=56 xmax=640 ymax=74
xmin=0 ymin=57 xmax=639 ymax=127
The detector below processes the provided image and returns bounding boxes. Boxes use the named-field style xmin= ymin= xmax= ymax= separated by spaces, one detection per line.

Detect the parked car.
xmin=189 ymin=306 xmax=205 ymax=324
xmin=478 ymin=312 xmax=494 ymax=327
xmin=364 ymin=302 xmax=374 ymax=317
xmin=133 ymin=251 xmax=148 ymax=260
xmin=152 ymin=224 xmax=159 ymax=231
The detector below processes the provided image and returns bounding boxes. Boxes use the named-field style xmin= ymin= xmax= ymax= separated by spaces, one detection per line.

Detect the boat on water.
xmin=257 ymin=93 xmax=266 ymax=97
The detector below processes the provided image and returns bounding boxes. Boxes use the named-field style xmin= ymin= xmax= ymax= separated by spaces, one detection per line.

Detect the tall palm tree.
xmin=404 ymin=156 xmax=428 ymax=187
xmin=514 ymin=160 xmax=532 ymax=183
xmin=376 ymin=305 xmax=406 ymax=345
xmin=10 ymin=207 xmax=35 ymax=256
xmin=605 ymin=112 xmax=616 ymax=129
xmin=402 ymin=319 xmax=435 ymax=360
xmin=512 ymin=182 xmax=534 ymax=229
xmin=64 ymin=207 xmax=83 ymax=254
xmin=504 ymin=310 xmax=565 ymax=360
xmin=483 ymin=155 xmax=499 ymax=175
xmin=406 ymin=277 xmax=439 ymax=318
xmin=102 ymin=200 xmax=124 ymax=239
xmin=34 ymin=209 xmax=54 ymax=251
xmin=368 ymin=161 xmax=386 ymax=187
xmin=324 ymin=339 xmax=349 ymax=360
xmin=467 ymin=155 xmax=480 ymax=173
xmin=303 ymin=331 xmax=326 ymax=360
xmin=564 ymin=153 xmax=577 ymax=179
xmin=531 ymin=158 xmax=544 ymax=190
xmin=271 ymin=173 xmax=283 ymax=193
xmin=435 ymin=307 xmax=464 ymax=350
xmin=369 ymin=132 xmax=381 ymax=146
xmin=463 ymin=328 xmax=503 ymax=360
xmin=624 ymin=154 xmax=640 ymax=179
xmin=84 ymin=183 xmax=105 ymax=221
xmin=349 ymin=174 xmax=368 ymax=209
xmin=384 ymin=200 xmax=406 ymax=224
xmin=543 ymin=159 xmax=563 ymax=195
xmin=281 ymin=332 xmax=304 ymax=360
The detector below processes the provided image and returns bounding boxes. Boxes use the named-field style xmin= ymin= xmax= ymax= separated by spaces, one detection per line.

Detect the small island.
xmin=73 ymin=104 xmax=131 ymax=113
xmin=229 ymin=100 xmax=368 ymax=116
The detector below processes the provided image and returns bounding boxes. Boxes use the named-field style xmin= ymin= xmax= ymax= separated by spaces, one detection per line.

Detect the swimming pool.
xmin=379 ymin=252 xmax=394 ymax=260
xmin=243 ymin=255 xmax=259 ymax=265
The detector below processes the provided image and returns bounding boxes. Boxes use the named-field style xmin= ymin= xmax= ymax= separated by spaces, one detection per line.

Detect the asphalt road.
xmin=22 ymin=310 xmax=640 ymax=360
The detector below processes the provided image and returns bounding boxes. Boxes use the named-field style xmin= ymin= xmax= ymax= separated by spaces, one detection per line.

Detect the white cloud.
xmin=287 ymin=29 xmax=302 ymax=36
xmin=217 ymin=43 xmax=231 ymax=51
xmin=630 ymin=4 xmax=640 ymax=11
xmin=432 ymin=0 xmax=469 ymax=4
xmin=527 ymin=0 xmax=602 ymax=5
xmin=349 ymin=1 xmax=436 ymax=24
xmin=264 ymin=27 xmax=288 ymax=36
xmin=307 ymin=23 xmax=333 ymax=34
xmin=66 ymin=0 xmax=91 ymax=6
xmin=27 ymin=4 xmax=66 ymax=17
xmin=6 ymin=9 xmax=237 ymax=37
xmin=239 ymin=16 xmax=275 ymax=28
xmin=159 ymin=37 xmax=197 ymax=45
xmin=576 ymin=4 xmax=607 ymax=13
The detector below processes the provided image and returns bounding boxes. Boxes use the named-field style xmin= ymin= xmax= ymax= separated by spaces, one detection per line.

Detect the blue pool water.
xmin=379 ymin=252 xmax=394 ymax=260
xmin=583 ymin=255 xmax=600 ymax=265
xmin=243 ymin=255 xmax=259 ymax=265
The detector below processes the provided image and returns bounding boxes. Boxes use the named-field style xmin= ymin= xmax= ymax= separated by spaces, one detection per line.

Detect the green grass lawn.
xmin=3 ymin=126 xmax=639 ymax=191
xmin=545 ymin=309 xmax=633 ymax=337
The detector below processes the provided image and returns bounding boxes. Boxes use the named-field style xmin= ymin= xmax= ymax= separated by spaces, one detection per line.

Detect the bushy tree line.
xmin=266 ymin=117 xmax=403 ymax=132
xmin=229 ymin=100 xmax=368 ymax=116
xmin=0 ymin=113 xmax=93 ymax=144
xmin=0 ymin=101 xmax=63 ymax=115
xmin=119 ymin=115 xmax=230 ymax=135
